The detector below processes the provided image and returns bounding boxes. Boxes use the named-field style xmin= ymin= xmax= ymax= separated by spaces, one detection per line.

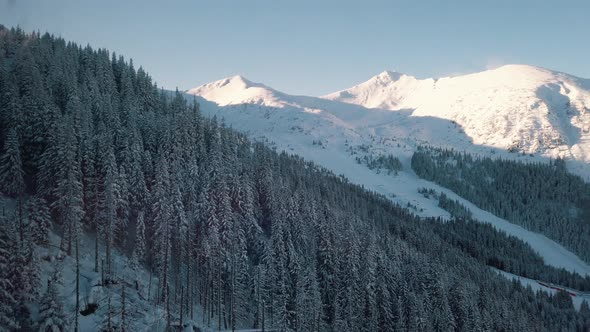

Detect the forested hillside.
xmin=412 ymin=146 xmax=590 ymax=263
xmin=1 ymin=26 xmax=590 ymax=331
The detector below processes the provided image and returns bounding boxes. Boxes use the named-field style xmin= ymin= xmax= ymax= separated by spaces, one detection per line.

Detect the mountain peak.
xmin=373 ymin=70 xmax=415 ymax=83
xmin=211 ymin=74 xmax=257 ymax=89
xmin=187 ymin=75 xmax=279 ymax=107
xmin=226 ymin=74 xmax=254 ymax=85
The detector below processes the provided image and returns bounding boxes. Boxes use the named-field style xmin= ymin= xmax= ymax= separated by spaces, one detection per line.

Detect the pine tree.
xmin=0 ymin=215 xmax=17 ymax=330
xmin=5 ymin=211 xmax=39 ymax=329
xmin=0 ymin=128 xmax=25 ymax=197
xmin=100 ymin=148 xmax=119 ymax=279
xmin=151 ymin=153 xmax=172 ymax=304
xmin=38 ymin=267 xmax=67 ymax=332
xmin=115 ymin=166 xmax=129 ymax=246
xmin=130 ymin=210 xmax=146 ymax=272
xmin=25 ymin=196 xmax=51 ymax=245
xmin=127 ymin=132 xmax=148 ymax=211
xmin=51 ymin=119 xmax=84 ymax=256
xmin=102 ymin=291 xmax=116 ymax=332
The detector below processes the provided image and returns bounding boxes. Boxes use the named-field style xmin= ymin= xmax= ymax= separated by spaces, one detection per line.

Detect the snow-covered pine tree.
xmin=38 ymin=267 xmax=67 ymax=332
xmin=151 ymin=153 xmax=172 ymax=305
xmin=0 ymin=214 xmax=17 ymax=330
xmin=0 ymin=128 xmax=25 ymax=197
xmin=126 ymin=130 xmax=148 ymax=211
xmin=25 ymin=195 xmax=51 ymax=245
xmin=115 ymin=165 xmax=129 ymax=246
xmin=100 ymin=147 xmax=119 ymax=280
xmin=51 ymin=118 xmax=84 ymax=256
xmin=101 ymin=291 xmax=116 ymax=332
xmin=6 ymin=210 xmax=38 ymax=329
xmin=130 ymin=210 xmax=146 ymax=272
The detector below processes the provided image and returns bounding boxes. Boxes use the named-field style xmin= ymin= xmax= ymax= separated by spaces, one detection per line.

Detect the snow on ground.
xmin=1 ymin=191 xmax=260 ymax=331
xmin=31 ymin=225 xmax=226 ymax=332
xmin=37 ymin=231 xmax=173 ymax=331
xmin=493 ymin=268 xmax=590 ymax=310
xmin=187 ymin=67 xmax=590 ymax=277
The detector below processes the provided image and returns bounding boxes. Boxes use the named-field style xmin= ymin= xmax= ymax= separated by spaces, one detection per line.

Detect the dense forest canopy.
xmin=0 ymin=25 xmax=589 ymax=331
xmin=412 ymin=145 xmax=590 ymax=263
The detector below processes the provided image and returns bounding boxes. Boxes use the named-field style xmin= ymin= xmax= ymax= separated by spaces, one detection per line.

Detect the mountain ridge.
xmin=184 ymin=65 xmax=590 ymax=277
xmin=189 ymin=64 xmax=590 ymax=169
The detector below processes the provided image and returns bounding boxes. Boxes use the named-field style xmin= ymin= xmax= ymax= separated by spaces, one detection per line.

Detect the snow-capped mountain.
xmin=187 ymin=75 xmax=283 ymax=107
xmin=324 ymin=64 xmax=590 ymax=165
xmin=186 ymin=68 xmax=590 ymax=277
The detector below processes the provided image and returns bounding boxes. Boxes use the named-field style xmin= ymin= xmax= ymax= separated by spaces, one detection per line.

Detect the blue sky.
xmin=2 ymin=0 xmax=589 ymax=95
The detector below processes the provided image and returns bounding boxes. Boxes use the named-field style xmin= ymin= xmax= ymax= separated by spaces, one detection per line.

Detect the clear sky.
xmin=2 ymin=0 xmax=589 ymax=96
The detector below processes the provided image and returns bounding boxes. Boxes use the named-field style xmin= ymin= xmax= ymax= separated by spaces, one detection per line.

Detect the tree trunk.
xmin=94 ymin=231 xmax=99 ymax=273
xmin=218 ymin=263 xmax=222 ymax=331
xmin=75 ymin=237 xmax=80 ymax=332
xmin=180 ymin=286 xmax=184 ymax=328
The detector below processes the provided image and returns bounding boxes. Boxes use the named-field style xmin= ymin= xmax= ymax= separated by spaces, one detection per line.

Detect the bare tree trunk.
xmin=106 ymin=225 xmax=111 ymax=280
xmin=180 ymin=286 xmax=184 ymax=328
xmin=165 ymin=238 xmax=171 ymax=327
xmin=75 ymin=237 xmax=80 ymax=332
xmin=148 ymin=269 xmax=152 ymax=301
xmin=218 ymin=263 xmax=222 ymax=332
xmin=231 ymin=254 xmax=235 ymax=332
xmin=203 ymin=268 xmax=208 ymax=326
xmin=166 ymin=283 xmax=170 ymax=327
xmin=262 ymin=300 xmax=265 ymax=332
xmin=121 ymin=285 xmax=127 ymax=332
xmin=18 ymin=198 xmax=23 ymax=243
xmin=186 ymin=227 xmax=192 ymax=321
xmin=94 ymin=231 xmax=99 ymax=273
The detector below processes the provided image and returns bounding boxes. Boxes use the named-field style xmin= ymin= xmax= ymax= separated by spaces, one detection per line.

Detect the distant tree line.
xmin=429 ymin=217 xmax=590 ymax=291
xmin=418 ymin=187 xmax=590 ymax=291
xmin=356 ymin=153 xmax=402 ymax=175
xmin=412 ymin=145 xmax=590 ymax=263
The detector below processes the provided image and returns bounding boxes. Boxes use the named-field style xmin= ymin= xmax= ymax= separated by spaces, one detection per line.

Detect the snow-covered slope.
xmin=186 ymin=71 xmax=590 ymax=277
xmin=324 ymin=65 xmax=590 ymax=171
xmin=187 ymin=76 xmax=284 ymax=108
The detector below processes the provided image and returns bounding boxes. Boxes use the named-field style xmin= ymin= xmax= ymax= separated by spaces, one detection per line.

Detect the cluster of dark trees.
xmin=356 ymin=153 xmax=403 ymax=176
xmin=1 ymin=26 xmax=590 ymax=331
xmin=428 ymin=218 xmax=590 ymax=291
xmin=417 ymin=187 xmax=590 ymax=291
xmin=418 ymin=188 xmax=472 ymax=219
xmin=437 ymin=193 xmax=472 ymax=220
xmin=412 ymin=146 xmax=590 ymax=263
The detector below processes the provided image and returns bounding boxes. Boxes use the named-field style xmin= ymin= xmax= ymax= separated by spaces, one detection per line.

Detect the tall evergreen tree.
xmin=0 ymin=215 xmax=17 ymax=330
xmin=38 ymin=267 xmax=67 ymax=332
xmin=25 ymin=196 xmax=51 ymax=245
xmin=0 ymin=128 xmax=25 ymax=197
xmin=51 ymin=119 xmax=84 ymax=255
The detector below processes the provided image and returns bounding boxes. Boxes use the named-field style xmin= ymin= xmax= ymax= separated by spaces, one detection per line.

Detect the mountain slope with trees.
xmin=412 ymin=146 xmax=590 ymax=263
xmin=0 ymin=26 xmax=589 ymax=331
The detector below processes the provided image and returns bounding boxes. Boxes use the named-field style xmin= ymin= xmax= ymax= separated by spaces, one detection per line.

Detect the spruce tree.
xmin=51 ymin=119 xmax=84 ymax=256
xmin=25 ymin=196 xmax=51 ymax=245
xmin=38 ymin=268 xmax=67 ymax=332
xmin=0 ymin=215 xmax=17 ymax=330
xmin=0 ymin=128 xmax=25 ymax=197
xmin=130 ymin=211 xmax=146 ymax=272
